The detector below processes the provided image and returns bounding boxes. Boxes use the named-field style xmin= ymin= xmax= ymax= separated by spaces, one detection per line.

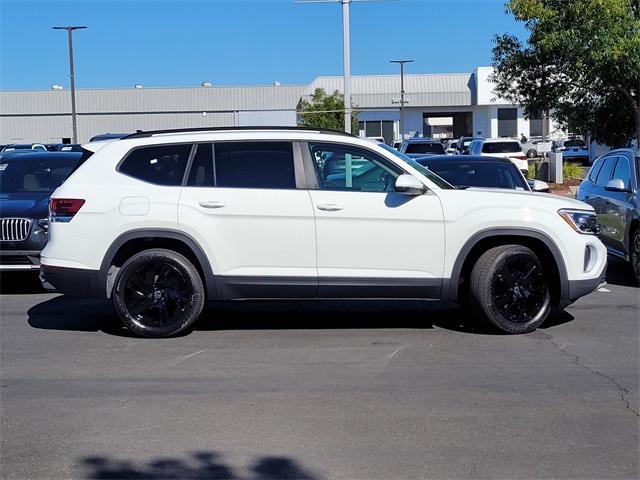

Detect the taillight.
xmin=511 ymin=155 xmax=527 ymax=160
xmin=49 ymin=198 xmax=85 ymax=222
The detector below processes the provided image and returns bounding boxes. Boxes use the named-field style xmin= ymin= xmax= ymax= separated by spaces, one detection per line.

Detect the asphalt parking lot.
xmin=1 ymin=260 xmax=638 ymax=480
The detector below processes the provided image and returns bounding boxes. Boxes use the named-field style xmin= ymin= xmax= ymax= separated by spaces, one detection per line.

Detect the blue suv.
xmin=577 ymin=148 xmax=640 ymax=284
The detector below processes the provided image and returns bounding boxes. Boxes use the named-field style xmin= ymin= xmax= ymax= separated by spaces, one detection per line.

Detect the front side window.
xmin=119 ymin=144 xmax=192 ymax=186
xmin=595 ymin=156 xmax=618 ymax=186
xmin=611 ymin=156 xmax=631 ymax=189
xmin=308 ymin=143 xmax=401 ymax=193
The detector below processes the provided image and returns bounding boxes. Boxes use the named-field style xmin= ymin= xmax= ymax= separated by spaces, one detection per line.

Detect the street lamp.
xmin=52 ymin=26 xmax=87 ymax=144
xmin=296 ymin=0 xmax=397 ymax=133
xmin=390 ymin=59 xmax=413 ymax=139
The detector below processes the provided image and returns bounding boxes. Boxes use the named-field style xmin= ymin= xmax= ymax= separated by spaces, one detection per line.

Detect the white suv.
xmin=41 ymin=127 xmax=606 ymax=337
xmin=469 ymin=138 xmax=529 ymax=175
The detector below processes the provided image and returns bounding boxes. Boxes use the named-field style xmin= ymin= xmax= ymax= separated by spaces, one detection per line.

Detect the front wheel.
xmin=469 ymin=245 xmax=551 ymax=334
xmin=526 ymin=149 xmax=537 ymax=158
xmin=630 ymin=229 xmax=640 ymax=286
xmin=112 ymin=249 xmax=205 ymax=337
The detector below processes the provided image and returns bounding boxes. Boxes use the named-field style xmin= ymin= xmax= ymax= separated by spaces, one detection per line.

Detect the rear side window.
xmin=481 ymin=142 xmax=521 ymax=154
xmin=119 ymin=144 xmax=192 ymax=186
xmin=214 ymin=142 xmax=295 ymax=189
xmin=595 ymin=156 xmax=617 ymax=186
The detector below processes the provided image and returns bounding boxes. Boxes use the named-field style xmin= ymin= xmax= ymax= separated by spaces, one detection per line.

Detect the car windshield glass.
xmin=564 ymin=140 xmax=585 ymax=148
xmin=482 ymin=142 xmax=521 ymax=154
xmin=405 ymin=142 xmax=445 ymax=154
xmin=0 ymin=156 xmax=79 ymax=193
xmin=378 ymin=144 xmax=453 ymax=189
xmin=422 ymin=161 xmax=528 ymax=190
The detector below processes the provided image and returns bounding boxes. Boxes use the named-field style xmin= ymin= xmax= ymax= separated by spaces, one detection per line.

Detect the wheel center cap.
xmin=152 ymin=289 xmax=163 ymax=302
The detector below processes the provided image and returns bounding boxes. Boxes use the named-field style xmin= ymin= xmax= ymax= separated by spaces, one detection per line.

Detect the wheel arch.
xmin=99 ymin=229 xmax=216 ymax=300
xmin=445 ymin=228 xmax=569 ymax=306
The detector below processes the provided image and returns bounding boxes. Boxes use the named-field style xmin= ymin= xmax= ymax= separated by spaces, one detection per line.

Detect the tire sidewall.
xmin=112 ymin=249 xmax=205 ymax=338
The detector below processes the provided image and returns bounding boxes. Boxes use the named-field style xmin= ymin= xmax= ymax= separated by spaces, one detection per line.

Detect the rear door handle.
xmin=199 ymin=201 xmax=226 ymax=209
xmin=317 ymin=203 xmax=343 ymax=212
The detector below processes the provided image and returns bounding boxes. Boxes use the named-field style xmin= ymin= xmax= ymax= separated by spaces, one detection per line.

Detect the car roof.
xmin=417 ymin=155 xmax=515 ymax=163
xmin=402 ymin=138 xmax=438 ymax=143
xmin=0 ymin=151 xmax=82 ymax=162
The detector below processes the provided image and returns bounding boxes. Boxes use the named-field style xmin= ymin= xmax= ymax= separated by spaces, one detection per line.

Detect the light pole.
xmin=53 ymin=25 xmax=87 ymax=144
xmin=391 ymin=59 xmax=413 ymax=139
xmin=296 ymin=0 xmax=397 ymax=134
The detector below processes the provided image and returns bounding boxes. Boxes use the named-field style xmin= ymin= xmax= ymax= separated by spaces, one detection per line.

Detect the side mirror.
xmin=532 ymin=179 xmax=550 ymax=192
xmin=395 ymin=174 xmax=426 ymax=195
xmin=604 ymin=178 xmax=629 ymax=192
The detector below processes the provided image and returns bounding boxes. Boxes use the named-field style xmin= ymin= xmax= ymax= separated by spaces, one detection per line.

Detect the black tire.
xmin=469 ymin=245 xmax=551 ymax=334
xmin=526 ymin=149 xmax=537 ymax=158
xmin=112 ymin=248 xmax=205 ymax=338
xmin=630 ymin=229 xmax=640 ymax=286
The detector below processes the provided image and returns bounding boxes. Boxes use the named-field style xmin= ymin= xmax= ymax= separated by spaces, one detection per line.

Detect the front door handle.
xmin=317 ymin=203 xmax=343 ymax=212
xmin=199 ymin=201 xmax=226 ymax=209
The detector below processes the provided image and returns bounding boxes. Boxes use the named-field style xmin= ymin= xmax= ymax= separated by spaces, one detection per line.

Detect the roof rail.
xmin=120 ymin=126 xmax=357 ymax=140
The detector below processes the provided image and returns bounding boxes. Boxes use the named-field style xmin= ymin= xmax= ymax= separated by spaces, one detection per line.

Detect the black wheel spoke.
xmin=492 ymin=256 xmax=548 ymax=323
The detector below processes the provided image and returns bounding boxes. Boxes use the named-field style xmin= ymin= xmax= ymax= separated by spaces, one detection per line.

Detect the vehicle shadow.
xmin=80 ymin=450 xmax=320 ymax=479
xmin=27 ymin=295 xmax=574 ymax=337
xmin=0 ymin=271 xmax=47 ymax=295
xmin=605 ymin=256 xmax=638 ymax=288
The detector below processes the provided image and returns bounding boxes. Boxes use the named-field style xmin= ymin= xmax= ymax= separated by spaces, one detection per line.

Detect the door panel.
xmin=305 ymin=142 xmax=446 ymax=299
xmin=178 ymin=142 xmax=317 ymax=298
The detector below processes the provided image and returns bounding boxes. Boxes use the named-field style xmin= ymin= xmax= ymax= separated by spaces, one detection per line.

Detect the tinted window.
xmin=187 ymin=144 xmax=214 ymax=187
xmin=497 ymin=108 xmax=517 ymax=137
xmin=564 ymin=139 xmax=586 ymax=148
xmin=0 ymin=155 xmax=80 ymax=193
xmin=309 ymin=143 xmax=401 ymax=192
xmin=482 ymin=142 xmax=521 ymax=154
xmin=595 ymin=156 xmax=617 ymax=186
xmin=214 ymin=142 xmax=295 ymax=189
xmin=119 ymin=144 xmax=191 ymax=186
xmin=420 ymin=161 xmax=528 ymax=190
xmin=611 ymin=156 xmax=631 ymax=189
xmin=588 ymin=158 xmax=604 ymax=182
xmin=405 ymin=143 xmax=445 ymax=154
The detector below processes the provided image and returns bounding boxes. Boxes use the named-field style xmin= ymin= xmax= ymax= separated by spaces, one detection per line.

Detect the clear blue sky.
xmin=0 ymin=0 xmax=526 ymax=90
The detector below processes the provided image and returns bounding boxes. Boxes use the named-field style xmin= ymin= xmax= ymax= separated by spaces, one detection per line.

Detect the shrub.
xmin=563 ymin=162 xmax=584 ymax=179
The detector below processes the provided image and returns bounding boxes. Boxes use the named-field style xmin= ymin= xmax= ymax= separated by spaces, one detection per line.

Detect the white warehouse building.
xmin=0 ymin=66 xmax=562 ymax=145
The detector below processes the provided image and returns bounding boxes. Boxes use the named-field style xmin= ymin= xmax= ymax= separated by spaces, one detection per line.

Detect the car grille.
xmin=0 ymin=218 xmax=32 ymax=242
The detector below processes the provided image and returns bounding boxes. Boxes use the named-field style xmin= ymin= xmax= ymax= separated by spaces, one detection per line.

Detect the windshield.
xmin=405 ymin=142 xmax=445 ymax=154
xmin=378 ymin=144 xmax=453 ymax=189
xmin=0 ymin=156 xmax=80 ymax=193
xmin=421 ymin=161 xmax=528 ymax=190
xmin=481 ymin=142 xmax=521 ymax=154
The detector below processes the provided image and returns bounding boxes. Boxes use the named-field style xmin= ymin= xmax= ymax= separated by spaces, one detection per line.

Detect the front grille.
xmin=0 ymin=218 xmax=32 ymax=242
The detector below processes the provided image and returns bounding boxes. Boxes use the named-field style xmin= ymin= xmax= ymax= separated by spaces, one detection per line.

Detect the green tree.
xmin=297 ymin=88 xmax=358 ymax=133
xmin=492 ymin=0 xmax=640 ymax=147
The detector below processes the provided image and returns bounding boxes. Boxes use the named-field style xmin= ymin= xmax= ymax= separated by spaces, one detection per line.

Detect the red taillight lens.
xmin=49 ymin=198 xmax=85 ymax=221
xmin=511 ymin=155 xmax=527 ymax=160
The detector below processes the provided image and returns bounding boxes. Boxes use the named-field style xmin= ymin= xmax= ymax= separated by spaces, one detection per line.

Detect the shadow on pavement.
xmin=28 ymin=293 xmax=575 ymax=337
xmin=80 ymin=451 xmax=319 ymax=479
xmin=0 ymin=271 xmax=47 ymax=295
xmin=605 ymin=256 xmax=638 ymax=288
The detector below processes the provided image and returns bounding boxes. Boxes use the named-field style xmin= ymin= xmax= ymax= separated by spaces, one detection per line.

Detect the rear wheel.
xmin=526 ymin=149 xmax=537 ymax=158
xmin=469 ymin=245 xmax=551 ymax=334
xmin=112 ymin=249 xmax=205 ymax=337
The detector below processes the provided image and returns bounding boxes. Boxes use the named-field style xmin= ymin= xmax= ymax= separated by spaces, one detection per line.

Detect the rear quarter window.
xmin=119 ymin=144 xmax=192 ymax=186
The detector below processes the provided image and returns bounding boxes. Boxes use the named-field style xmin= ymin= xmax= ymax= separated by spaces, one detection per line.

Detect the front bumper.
xmin=40 ymin=264 xmax=101 ymax=297
xmin=0 ymin=250 xmax=41 ymax=271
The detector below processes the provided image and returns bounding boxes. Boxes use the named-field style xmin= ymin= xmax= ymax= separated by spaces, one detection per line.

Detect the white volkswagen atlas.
xmin=41 ymin=127 xmax=606 ymax=337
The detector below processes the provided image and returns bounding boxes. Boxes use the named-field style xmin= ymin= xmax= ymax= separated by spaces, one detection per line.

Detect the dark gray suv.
xmin=577 ymin=148 xmax=639 ymax=284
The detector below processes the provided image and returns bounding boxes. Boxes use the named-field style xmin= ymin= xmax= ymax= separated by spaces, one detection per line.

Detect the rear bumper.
xmin=0 ymin=250 xmax=41 ymax=271
xmin=40 ymin=264 xmax=101 ymax=297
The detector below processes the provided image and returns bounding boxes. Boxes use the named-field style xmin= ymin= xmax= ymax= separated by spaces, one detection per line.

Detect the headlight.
xmin=558 ymin=209 xmax=599 ymax=234
xmin=37 ymin=218 xmax=49 ymax=230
